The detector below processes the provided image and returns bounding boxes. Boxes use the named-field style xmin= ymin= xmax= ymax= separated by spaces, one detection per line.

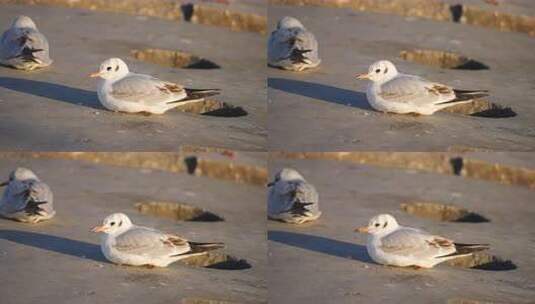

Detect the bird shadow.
xmin=0 ymin=77 xmax=102 ymax=110
xmin=268 ymin=230 xmax=372 ymax=263
xmin=0 ymin=229 xmax=107 ymax=263
xmin=268 ymin=77 xmax=371 ymax=110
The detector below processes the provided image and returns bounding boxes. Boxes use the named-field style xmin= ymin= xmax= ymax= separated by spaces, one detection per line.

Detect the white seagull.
xmin=268 ymin=16 xmax=321 ymax=71
xmin=356 ymin=60 xmax=489 ymax=115
xmin=267 ymin=168 xmax=321 ymax=224
xmin=91 ymin=213 xmax=224 ymax=267
xmin=0 ymin=167 xmax=55 ymax=223
xmin=90 ymin=58 xmax=220 ymax=114
xmin=355 ymin=214 xmax=489 ymax=268
xmin=0 ymin=15 xmax=53 ymax=70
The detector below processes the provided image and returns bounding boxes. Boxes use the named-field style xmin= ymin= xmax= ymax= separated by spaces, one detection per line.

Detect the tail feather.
xmin=172 ymin=241 xmax=224 ymax=257
xmin=436 ymin=89 xmax=489 ymax=105
xmin=168 ymin=88 xmax=220 ymax=104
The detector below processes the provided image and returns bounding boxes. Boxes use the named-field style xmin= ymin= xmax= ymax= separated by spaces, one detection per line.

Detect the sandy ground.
xmin=268 ymin=153 xmax=535 ymax=303
xmin=0 ymin=4 xmax=266 ymax=151
xmin=268 ymin=4 xmax=535 ymax=151
xmin=0 ymin=153 xmax=266 ymax=304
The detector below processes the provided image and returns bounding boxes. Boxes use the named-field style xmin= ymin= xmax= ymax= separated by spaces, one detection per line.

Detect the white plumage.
xmin=90 ymin=58 xmax=220 ymax=114
xmin=356 ymin=60 xmax=488 ymax=115
xmin=355 ymin=214 xmax=489 ymax=268
xmin=92 ymin=213 xmax=224 ymax=267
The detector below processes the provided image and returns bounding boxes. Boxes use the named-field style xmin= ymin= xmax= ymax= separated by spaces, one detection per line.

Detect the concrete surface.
xmin=441 ymin=0 xmax=535 ymax=17
xmin=0 ymin=4 xmax=266 ymax=151
xmin=268 ymin=153 xmax=535 ymax=303
xmin=0 ymin=154 xmax=266 ymax=304
xmin=191 ymin=0 xmax=266 ymax=16
xmin=268 ymin=4 xmax=535 ymax=151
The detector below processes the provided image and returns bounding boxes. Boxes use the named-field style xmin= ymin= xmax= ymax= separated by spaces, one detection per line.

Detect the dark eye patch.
xmin=115 ymin=65 xmax=119 ymax=72
xmin=110 ymin=221 xmax=115 ymax=226
xmin=374 ymin=223 xmax=380 ymax=227
xmin=383 ymin=222 xmax=388 ymax=228
xmin=106 ymin=66 xmax=112 ymax=71
xmin=375 ymin=69 xmax=381 ymax=73
xmin=384 ymin=67 xmax=388 ymax=74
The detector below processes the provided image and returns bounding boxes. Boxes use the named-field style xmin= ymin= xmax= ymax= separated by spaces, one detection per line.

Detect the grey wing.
xmin=380 ymin=228 xmax=449 ymax=259
xmin=268 ymin=181 xmax=297 ymax=215
xmin=268 ymin=28 xmax=290 ymax=63
xmin=110 ymin=74 xmax=187 ymax=104
xmin=0 ymin=28 xmax=24 ymax=59
xmin=292 ymin=29 xmax=320 ymax=63
xmin=114 ymin=227 xmax=190 ymax=257
xmin=380 ymin=75 xmax=455 ymax=106
xmin=27 ymin=181 xmax=54 ymax=214
xmin=1 ymin=184 xmax=30 ymax=214
xmin=24 ymin=29 xmax=51 ymax=64
xmin=291 ymin=181 xmax=320 ymax=215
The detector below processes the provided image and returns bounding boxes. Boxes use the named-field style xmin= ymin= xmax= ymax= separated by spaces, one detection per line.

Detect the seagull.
xmin=267 ymin=168 xmax=321 ymax=224
xmin=0 ymin=167 xmax=55 ymax=223
xmin=268 ymin=16 xmax=321 ymax=71
xmin=90 ymin=58 xmax=220 ymax=114
xmin=356 ymin=60 xmax=489 ymax=115
xmin=0 ymin=15 xmax=53 ymax=70
xmin=355 ymin=214 xmax=489 ymax=268
xmin=91 ymin=213 xmax=224 ymax=267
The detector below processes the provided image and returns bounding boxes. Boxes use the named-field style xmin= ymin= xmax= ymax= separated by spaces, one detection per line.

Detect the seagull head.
xmin=11 ymin=15 xmax=37 ymax=29
xmin=354 ymin=214 xmax=399 ymax=236
xmin=1 ymin=167 xmax=39 ymax=186
xmin=277 ymin=16 xmax=304 ymax=29
xmin=90 ymin=58 xmax=129 ymax=80
xmin=91 ymin=213 xmax=132 ymax=235
xmin=355 ymin=60 xmax=398 ymax=83
xmin=267 ymin=167 xmax=305 ymax=187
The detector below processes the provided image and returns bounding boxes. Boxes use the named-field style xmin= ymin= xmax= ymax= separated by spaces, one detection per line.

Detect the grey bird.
xmin=267 ymin=168 xmax=321 ymax=224
xmin=0 ymin=167 xmax=55 ymax=223
xmin=0 ymin=15 xmax=53 ymax=71
xmin=268 ymin=16 xmax=321 ymax=71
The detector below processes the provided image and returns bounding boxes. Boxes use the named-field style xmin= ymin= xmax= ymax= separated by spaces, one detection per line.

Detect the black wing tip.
xmin=185 ymin=88 xmax=221 ymax=93
xmin=453 ymin=89 xmax=489 ymax=94
xmin=436 ymin=91 xmax=489 ymax=105
xmin=436 ymin=243 xmax=490 ymax=258
xmin=171 ymin=88 xmax=221 ymax=104
xmin=454 ymin=242 xmax=490 ymax=248
xmin=185 ymin=88 xmax=221 ymax=97
xmin=295 ymin=201 xmax=314 ymax=207
xmin=189 ymin=241 xmax=225 ymax=246
xmin=288 ymin=201 xmax=314 ymax=216
xmin=289 ymin=48 xmax=312 ymax=64
xmin=171 ymin=242 xmax=224 ymax=257
xmin=24 ymin=200 xmax=47 ymax=215
xmin=11 ymin=47 xmax=43 ymax=63
xmin=189 ymin=241 xmax=225 ymax=250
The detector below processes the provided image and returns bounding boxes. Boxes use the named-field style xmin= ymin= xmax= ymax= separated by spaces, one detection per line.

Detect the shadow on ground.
xmin=0 ymin=77 xmax=101 ymax=110
xmin=268 ymin=77 xmax=371 ymax=110
xmin=0 ymin=229 xmax=106 ymax=262
xmin=268 ymin=230 xmax=372 ymax=263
